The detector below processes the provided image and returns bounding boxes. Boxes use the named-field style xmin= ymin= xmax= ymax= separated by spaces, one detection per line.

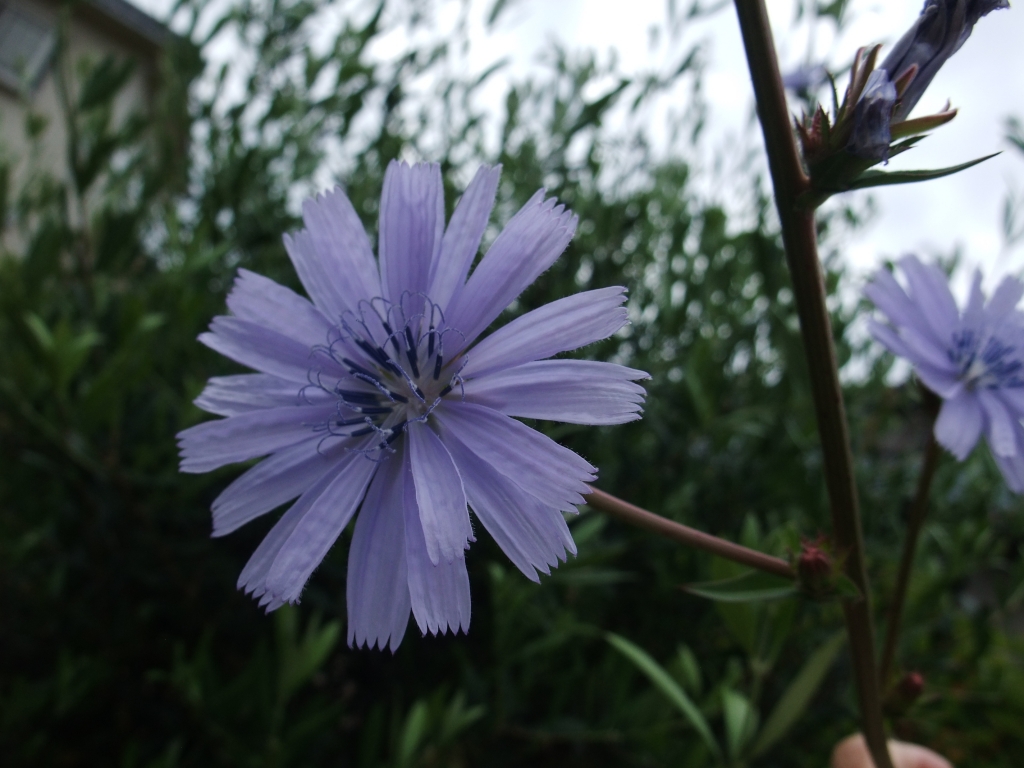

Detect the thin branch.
xmin=584 ymin=488 xmax=795 ymax=580
xmin=731 ymin=2 xmax=892 ymax=766
xmin=879 ymin=433 xmax=941 ymax=688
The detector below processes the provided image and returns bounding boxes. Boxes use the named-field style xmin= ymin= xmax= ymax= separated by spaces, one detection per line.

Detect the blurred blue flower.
xmin=866 ymin=256 xmax=1024 ymax=491
xmin=782 ymin=63 xmax=829 ymax=96
xmin=881 ymin=0 xmax=1009 ymax=121
xmin=178 ymin=161 xmax=647 ymax=650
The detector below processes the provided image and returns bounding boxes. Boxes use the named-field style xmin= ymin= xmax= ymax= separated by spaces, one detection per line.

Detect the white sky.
xmin=132 ymin=0 xmax=1024 ymax=294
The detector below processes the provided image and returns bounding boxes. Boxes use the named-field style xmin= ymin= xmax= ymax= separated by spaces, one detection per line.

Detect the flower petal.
xmin=407 ymin=422 xmax=472 ymax=566
xmin=237 ymin=468 xmax=338 ymax=607
xmin=998 ymin=387 xmax=1024 ymax=418
xmin=994 ymin=447 xmax=1024 ymax=493
xmin=347 ymin=448 xmax=411 ymax=651
xmin=403 ymin=460 xmax=471 ymax=637
xmin=463 ymin=360 xmax=648 ymax=424
xmin=434 ymin=400 xmax=595 ymax=512
xmin=226 ymin=269 xmax=336 ymax=346
xmin=978 ymin=388 xmax=1018 ymax=457
xmin=262 ymin=449 xmax=379 ymax=604
xmin=444 ymin=190 xmax=577 ymax=349
xmin=177 ymin=404 xmax=337 ymax=473
xmin=867 ymin=319 xmax=961 ymax=397
xmin=865 ymin=268 xmax=922 ymax=332
xmin=898 ymin=256 xmax=960 ymax=345
xmin=986 ymin=275 xmax=1024 ymax=321
xmin=379 ymin=161 xmax=444 ymax=306
xmin=442 ymin=425 xmax=575 ymax=581
xmin=211 ymin=440 xmax=345 ymax=536
xmin=199 ymin=316 xmax=347 ymax=384
xmin=459 ymin=287 xmax=628 ymax=380
xmin=301 ymin=187 xmax=382 ymax=314
xmin=195 ymin=374 xmax=326 ymax=417
xmin=429 ymin=164 xmax=501 ymax=312
xmin=962 ymin=269 xmax=985 ymax=328
xmin=283 ymin=229 xmax=348 ymax=321
xmin=934 ymin=391 xmax=984 ymax=461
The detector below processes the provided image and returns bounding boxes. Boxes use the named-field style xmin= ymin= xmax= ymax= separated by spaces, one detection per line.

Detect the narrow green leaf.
xmin=749 ymin=631 xmax=846 ymax=758
xmin=721 ymin=687 xmax=758 ymax=759
xmin=845 ymin=153 xmax=999 ymax=191
xmin=606 ymin=633 xmax=721 ymax=757
xmin=683 ymin=570 xmax=797 ymax=603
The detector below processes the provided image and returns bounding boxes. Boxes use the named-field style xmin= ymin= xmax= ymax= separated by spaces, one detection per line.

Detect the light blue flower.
xmin=178 ymin=161 xmax=647 ymax=650
xmin=866 ymin=255 xmax=1024 ymax=491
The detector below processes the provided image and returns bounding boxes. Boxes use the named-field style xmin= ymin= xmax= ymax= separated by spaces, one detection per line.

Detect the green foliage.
xmin=1 ymin=2 xmax=1023 ymax=767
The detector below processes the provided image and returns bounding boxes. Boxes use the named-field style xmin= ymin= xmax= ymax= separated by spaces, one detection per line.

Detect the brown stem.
xmin=584 ymin=488 xmax=794 ymax=580
xmin=879 ymin=434 xmax=941 ymax=689
xmin=731 ymin=2 xmax=892 ymax=766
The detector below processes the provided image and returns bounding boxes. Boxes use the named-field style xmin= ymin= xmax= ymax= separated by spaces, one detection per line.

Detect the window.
xmin=0 ymin=3 xmax=57 ymax=95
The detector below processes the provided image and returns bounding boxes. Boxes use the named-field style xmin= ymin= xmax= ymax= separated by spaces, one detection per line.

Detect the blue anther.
xmin=342 ymin=358 xmax=378 ymax=380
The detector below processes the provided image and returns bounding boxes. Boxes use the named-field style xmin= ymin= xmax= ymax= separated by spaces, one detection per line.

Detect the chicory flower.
xmin=178 ymin=161 xmax=647 ymax=650
xmin=866 ymin=256 xmax=1024 ymax=491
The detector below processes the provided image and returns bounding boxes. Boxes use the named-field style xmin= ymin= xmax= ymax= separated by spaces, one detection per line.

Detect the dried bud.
xmin=797 ymin=536 xmax=835 ymax=597
xmin=885 ymin=671 xmax=926 ymax=716
xmin=881 ymin=0 xmax=1009 ymax=121
xmin=849 ymin=69 xmax=897 ymax=161
xmin=898 ymin=671 xmax=926 ymax=701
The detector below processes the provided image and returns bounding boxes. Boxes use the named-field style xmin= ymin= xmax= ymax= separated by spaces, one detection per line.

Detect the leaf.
xmin=683 ymin=570 xmax=797 ymax=603
xmin=749 ymin=631 xmax=846 ymax=758
xmin=606 ymin=633 xmax=721 ymax=757
xmin=721 ymin=687 xmax=758 ymax=759
xmin=844 ymin=153 xmax=1000 ymax=191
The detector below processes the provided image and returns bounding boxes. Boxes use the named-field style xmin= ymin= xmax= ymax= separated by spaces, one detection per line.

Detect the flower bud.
xmin=881 ymin=0 xmax=1009 ymax=121
xmin=849 ymin=69 xmax=897 ymax=161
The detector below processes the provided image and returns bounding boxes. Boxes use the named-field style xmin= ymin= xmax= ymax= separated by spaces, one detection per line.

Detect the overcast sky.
xmin=133 ymin=0 xmax=1024 ymax=295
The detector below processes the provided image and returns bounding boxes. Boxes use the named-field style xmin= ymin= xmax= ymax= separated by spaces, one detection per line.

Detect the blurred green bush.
xmin=1 ymin=1 xmax=1022 ymax=766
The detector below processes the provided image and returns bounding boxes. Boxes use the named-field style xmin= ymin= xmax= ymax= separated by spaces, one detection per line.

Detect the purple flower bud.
xmin=881 ymin=0 xmax=1009 ymax=121
xmin=849 ymin=69 xmax=897 ymax=161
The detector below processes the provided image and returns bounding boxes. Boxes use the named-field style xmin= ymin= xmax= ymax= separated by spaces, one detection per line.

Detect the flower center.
xmin=308 ymin=294 xmax=463 ymax=453
xmin=951 ymin=328 xmax=1024 ymax=390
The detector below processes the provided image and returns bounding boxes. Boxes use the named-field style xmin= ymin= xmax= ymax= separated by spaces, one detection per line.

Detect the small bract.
xmin=866 ymin=256 xmax=1024 ymax=491
xmin=178 ymin=161 xmax=648 ymax=650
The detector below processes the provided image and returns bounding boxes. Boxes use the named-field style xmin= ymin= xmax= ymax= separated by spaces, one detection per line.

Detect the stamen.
xmin=405 ymin=327 xmax=420 ymax=377
xmin=433 ymin=353 xmax=443 ymax=380
xmin=352 ymin=406 xmax=392 ymax=415
xmin=335 ymin=388 xmax=381 ymax=404
xmin=427 ymin=326 xmax=436 ymax=357
xmin=335 ymin=417 xmax=369 ymax=427
xmin=342 ymin=358 xmax=377 ymax=380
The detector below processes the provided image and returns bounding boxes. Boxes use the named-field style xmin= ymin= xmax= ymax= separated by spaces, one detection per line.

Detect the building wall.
xmin=0 ymin=0 xmax=163 ymax=214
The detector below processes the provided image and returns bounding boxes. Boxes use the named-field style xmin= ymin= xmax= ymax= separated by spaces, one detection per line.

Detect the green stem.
xmin=879 ymin=433 xmax=941 ymax=689
xmin=730 ymin=3 xmax=892 ymax=766
xmin=585 ymin=488 xmax=795 ymax=580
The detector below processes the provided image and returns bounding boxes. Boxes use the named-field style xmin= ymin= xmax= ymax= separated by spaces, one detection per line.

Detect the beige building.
xmin=0 ymin=0 xmax=168 ymax=203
